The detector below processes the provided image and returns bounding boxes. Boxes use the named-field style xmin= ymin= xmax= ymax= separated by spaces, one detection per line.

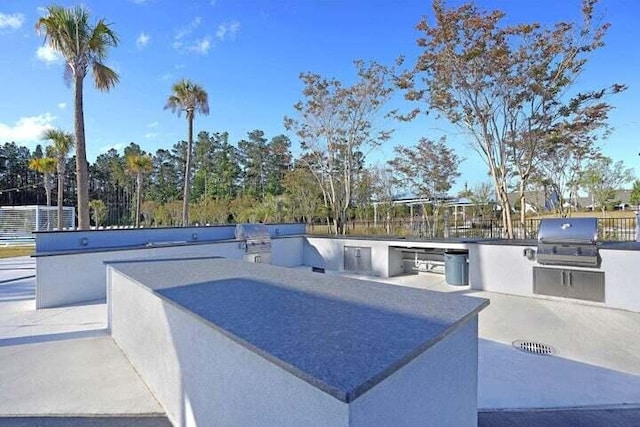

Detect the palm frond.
xmin=29 ymin=157 xmax=57 ymax=174
xmin=36 ymin=5 xmax=119 ymax=91
xmin=126 ymin=154 xmax=153 ymax=174
xmin=165 ymin=79 xmax=210 ymax=116
xmin=89 ymin=19 xmax=119 ymax=60
xmin=92 ymin=62 xmax=120 ymax=92
xmin=42 ymin=128 xmax=75 ymax=159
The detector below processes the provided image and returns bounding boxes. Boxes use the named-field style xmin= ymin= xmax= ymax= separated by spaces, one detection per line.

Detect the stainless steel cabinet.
xmin=243 ymin=253 xmax=272 ymax=264
xmin=344 ymin=246 xmax=372 ymax=273
xmin=533 ymin=267 xmax=604 ymax=302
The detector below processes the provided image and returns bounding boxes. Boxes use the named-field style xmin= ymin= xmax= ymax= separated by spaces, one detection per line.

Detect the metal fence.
xmin=0 ymin=206 xmax=76 ymax=239
xmin=334 ymin=217 xmax=639 ymax=242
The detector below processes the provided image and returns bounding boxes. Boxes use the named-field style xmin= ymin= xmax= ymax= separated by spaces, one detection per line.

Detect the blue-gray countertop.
xmin=107 ymin=257 xmax=489 ymax=403
xmin=31 ymin=235 xmax=303 ymax=257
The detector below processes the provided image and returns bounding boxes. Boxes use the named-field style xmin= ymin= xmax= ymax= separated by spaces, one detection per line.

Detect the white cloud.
xmin=173 ymin=17 xmax=213 ymax=55
xmin=99 ymin=143 xmax=125 ymax=154
xmin=136 ymin=32 xmax=151 ymax=49
xmin=0 ymin=113 xmax=56 ymax=143
xmin=158 ymin=72 xmax=174 ymax=82
xmin=36 ymin=7 xmax=48 ymax=16
xmin=175 ymin=17 xmax=201 ymax=41
xmin=36 ymin=46 xmax=62 ymax=64
xmin=216 ymin=21 xmax=240 ymax=41
xmin=144 ymin=132 xmax=159 ymax=139
xmin=147 ymin=121 xmax=159 ymax=128
xmin=0 ymin=13 xmax=24 ymax=31
xmin=57 ymin=103 xmax=66 ymax=110
xmin=188 ymin=36 xmax=212 ymax=55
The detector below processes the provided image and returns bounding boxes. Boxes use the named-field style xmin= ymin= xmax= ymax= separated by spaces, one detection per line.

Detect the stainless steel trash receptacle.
xmin=444 ymin=251 xmax=469 ymax=286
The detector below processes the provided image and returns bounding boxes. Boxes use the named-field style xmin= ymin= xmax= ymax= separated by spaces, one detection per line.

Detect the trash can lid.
xmin=444 ymin=249 xmax=468 ymax=255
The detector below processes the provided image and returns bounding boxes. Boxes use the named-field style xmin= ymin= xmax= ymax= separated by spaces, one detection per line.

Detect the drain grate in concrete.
xmin=512 ymin=340 xmax=556 ymax=356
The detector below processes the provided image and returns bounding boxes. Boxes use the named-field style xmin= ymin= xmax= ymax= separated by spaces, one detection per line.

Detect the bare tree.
xmin=389 ymin=137 xmax=460 ymax=237
xmin=537 ymin=137 xmax=597 ymax=217
xmin=397 ymin=0 xmax=625 ymax=237
xmin=580 ymin=156 xmax=634 ymax=216
xmin=468 ymin=182 xmax=495 ymax=221
xmin=370 ymin=164 xmax=397 ymax=235
xmin=285 ymin=60 xmax=395 ymax=234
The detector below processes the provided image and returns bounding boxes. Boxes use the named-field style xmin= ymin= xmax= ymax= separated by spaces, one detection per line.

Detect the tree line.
xmin=17 ymin=1 xmax=636 ymax=236
xmin=0 ymin=131 xmax=301 ymax=227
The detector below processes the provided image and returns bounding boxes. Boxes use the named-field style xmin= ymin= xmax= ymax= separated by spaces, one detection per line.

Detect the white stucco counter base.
xmin=107 ymin=257 xmax=488 ymax=427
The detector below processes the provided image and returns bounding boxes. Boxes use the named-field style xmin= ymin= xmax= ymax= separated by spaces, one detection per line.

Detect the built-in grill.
xmin=533 ymin=217 xmax=604 ymax=302
xmin=536 ymin=217 xmax=599 ymax=267
xmin=235 ymin=223 xmax=272 ymax=264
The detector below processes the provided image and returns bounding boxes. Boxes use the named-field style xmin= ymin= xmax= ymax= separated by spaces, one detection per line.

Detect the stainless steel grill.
xmin=536 ymin=217 xmax=599 ymax=267
xmin=235 ymin=223 xmax=272 ymax=264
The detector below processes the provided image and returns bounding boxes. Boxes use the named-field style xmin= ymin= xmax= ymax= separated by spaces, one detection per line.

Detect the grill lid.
xmin=537 ymin=217 xmax=598 ymax=245
xmin=235 ymin=223 xmax=271 ymax=241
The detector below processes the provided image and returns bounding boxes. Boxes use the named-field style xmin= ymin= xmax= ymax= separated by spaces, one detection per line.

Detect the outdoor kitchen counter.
xmin=599 ymin=241 xmax=640 ymax=251
xmin=107 ymin=256 xmax=489 ymax=426
xmin=32 ymin=234 xmax=303 ymax=257
xmin=476 ymin=239 xmax=640 ymax=250
xmin=307 ymin=234 xmax=483 ymax=244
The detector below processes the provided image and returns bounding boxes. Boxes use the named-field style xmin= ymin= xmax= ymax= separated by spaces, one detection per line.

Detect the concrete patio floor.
xmin=2 ymin=257 xmax=640 ymax=424
xmin=0 ymin=257 xmax=164 ymax=419
xmin=328 ymin=268 xmax=640 ymax=410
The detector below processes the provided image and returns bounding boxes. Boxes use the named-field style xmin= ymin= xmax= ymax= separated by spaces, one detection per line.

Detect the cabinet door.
xmin=533 ymin=267 xmax=568 ymax=298
xmin=344 ymin=246 xmax=372 ymax=273
xmin=344 ymin=246 xmax=359 ymax=271
xmin=357 ymin=247 xmax=372 ymax=272
xmin=566 ymin=270 xmax=605 ymax=302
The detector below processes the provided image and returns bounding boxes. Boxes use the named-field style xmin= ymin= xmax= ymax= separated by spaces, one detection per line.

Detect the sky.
xmin=0 ymin=0 xmax=638 ymax=194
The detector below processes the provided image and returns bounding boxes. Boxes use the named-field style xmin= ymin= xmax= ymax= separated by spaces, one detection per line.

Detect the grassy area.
xmin=0 ymin=246 xmax=34 ymax=259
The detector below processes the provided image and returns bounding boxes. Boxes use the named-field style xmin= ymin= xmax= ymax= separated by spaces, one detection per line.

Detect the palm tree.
xmin=126 ymin=153 xmax=153 ymax=227
xmin=89 ymin=199 xmax=107 ymax=229
xmin=36 ymin=6 xmax=120 ymax=230
xmin=28 ymin=157 xmax=56 ymax=207
xmin=29 ymin=156 xmax=57 ymax=231
xmin=42 ymin=129 xmax=75 ymax=230
xmin=165 ymin=79 xmax=209 ymax=226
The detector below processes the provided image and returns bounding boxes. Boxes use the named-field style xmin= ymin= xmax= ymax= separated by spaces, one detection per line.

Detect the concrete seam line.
xmin=478 ymin=403 xmax=640 ymax=413
xmin=0 ymin=413 xmax=168 ymax=418
xmin=0 ymin=275 xmax=35 ymax=284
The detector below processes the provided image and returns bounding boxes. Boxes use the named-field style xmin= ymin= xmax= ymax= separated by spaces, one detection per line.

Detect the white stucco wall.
xmin=109 ymin=268 xmax=348 ymax=427
xmin=469 ymin=243 xmax=640 ymax=312
xmin=350 ymin=318 xmax=479 ymax=427
xmin=36 ymin=242 xmax=242 ymax=309
xmin=36 ymin=237 xmax=304 ymax=309
xmin=109 ymin=264 xmax=484 ymax=427
xmin=468 ymin=243 xmax=537 ymax=296
xmin=304 ymin=237 xmax=468 ymax=278
xmin=270 ymin=237 xmax=304 ymax=267
xmin=599 ymin=249 xmax=640 ymax=312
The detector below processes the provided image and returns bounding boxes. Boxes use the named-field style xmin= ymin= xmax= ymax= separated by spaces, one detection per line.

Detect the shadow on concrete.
xmin=0 ymin=416 xmax=171 ymax=427
xmin=0 ymin=329 xmax=108 ymax=347
xmin=50 ymin=299 xmax=106 ymax=309
xmin=0 ymin=281 xmax=35 ymax=302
